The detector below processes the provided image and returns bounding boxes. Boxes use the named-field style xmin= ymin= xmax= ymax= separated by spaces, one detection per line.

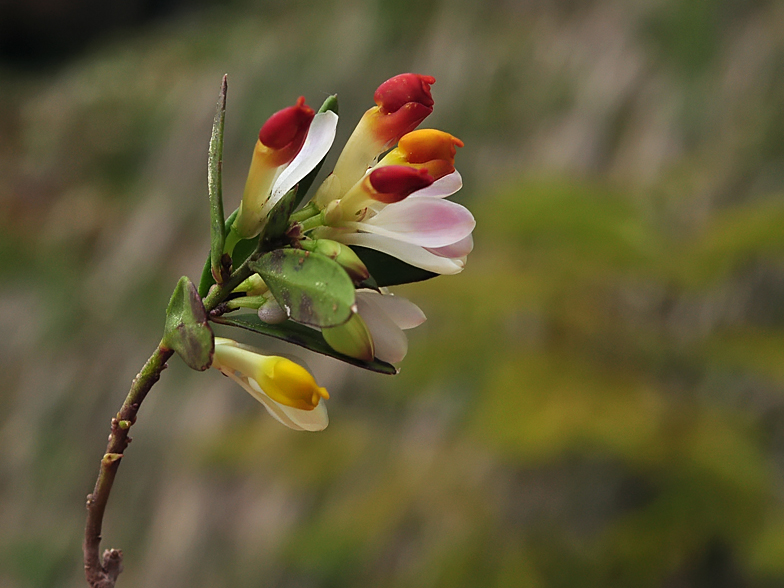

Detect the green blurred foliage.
xmin=3 ymin=1 xmax=784 ymax=587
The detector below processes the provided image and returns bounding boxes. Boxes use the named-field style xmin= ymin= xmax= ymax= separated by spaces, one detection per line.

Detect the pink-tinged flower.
xmin=212 ymin=337 xmax=329 ymax=431
xmin=314 ymin=167 xmax=474 ymax=274
xmin=315 ymin=74 xmax=435 ymax=204
xmin=322 ymin=290 xmax=426 ymax=363
xmin=235 ymin=97 xmax=330 ymax=239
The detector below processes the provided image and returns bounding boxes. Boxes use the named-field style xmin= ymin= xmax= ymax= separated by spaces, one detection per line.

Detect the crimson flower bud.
xmin=258 ymin=96 xmax=315 ymax=167
xmin=234 ymin=97 xmax=316 ymax=239
xmin=367 ymin=166 xmax=434 ymax=204
xmin=323 ymin=74 xmax=437 ymax=202
xmin=371 ymin=74 xmax=435 ymax=147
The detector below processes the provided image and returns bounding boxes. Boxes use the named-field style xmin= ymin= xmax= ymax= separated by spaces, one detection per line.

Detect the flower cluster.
xmin=210 ymin=74 xmax=474 ymax=431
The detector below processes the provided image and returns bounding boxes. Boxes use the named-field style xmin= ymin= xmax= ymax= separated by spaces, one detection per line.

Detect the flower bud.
xmin=322 ymin=314 xmax=374 ymax=361
xmin=234 ymin=97 xmax=316 ymax=239
xmin=300 ymin=239 xmax=370 ymax=282
xmin=335 ymin=166 xmax=434 ymax=219
xmin=377 ymin=129 xmax=463 ymax=180
xmin=258 ymin=298 xmax=288 ymax=324
xmin=327 ymin=74 xmax=436 ymax=200
xmin=258 ymin=96 xmax=316 ymax=167
xmin=212 ymin=338 xmax=328 ymax=411
xmin=368 ymin=166 xmax=434 ymax=202
xmin=371 ymin=74 xmax=435 ymax=145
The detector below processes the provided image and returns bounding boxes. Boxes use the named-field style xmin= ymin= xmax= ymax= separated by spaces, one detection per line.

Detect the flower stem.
xmin=83 ymin=341 xmax=174 ymax=588
xmin=299 ymin=211 xmax=325 ymax=232
xmin=289 ymin=202 xmax=319 ymax=223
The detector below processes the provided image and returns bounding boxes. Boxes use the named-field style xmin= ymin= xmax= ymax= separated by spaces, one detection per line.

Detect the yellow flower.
xmin=211 ymin=337 xmax=329 ymax=431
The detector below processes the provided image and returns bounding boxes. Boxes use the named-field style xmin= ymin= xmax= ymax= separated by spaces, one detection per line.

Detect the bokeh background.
xmin=3 ymin=0 xmax=784 ymax=586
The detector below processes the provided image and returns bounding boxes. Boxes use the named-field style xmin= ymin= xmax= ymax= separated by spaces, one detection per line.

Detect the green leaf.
xmin=292 ymin=94 xmax=339 ymax=209
xmin=250 ymin=249 xmax=355 ymax=327
xmin=208 ymin=75 xmax=228 ymax=283
xmin=213 ymin=313 xmax=396 ymax=375
xmin=163 ymin=276 xmax=214 ymax=371
xmin=260 ymin=187 xmax=298 ymax=244
xmin=353 ymin=246 xmax=437 ymax=287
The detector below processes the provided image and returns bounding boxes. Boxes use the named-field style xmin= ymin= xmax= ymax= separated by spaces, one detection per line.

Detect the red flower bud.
xmin=258 ymin=96 xmax=315 ymax=166
xmin=368 ymin=166 xmax=434 ymax=204
xmin=370 ymin=74 xmax=436 ymax=147
xmin=374 ymin=74 xmax=435 ymax=114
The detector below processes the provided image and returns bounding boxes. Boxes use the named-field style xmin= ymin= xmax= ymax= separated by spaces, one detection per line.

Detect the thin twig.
xmin=83 ymin=342 xmax=174 ymax=588
xmin=82 ymin=255 xmax=255 ymax=587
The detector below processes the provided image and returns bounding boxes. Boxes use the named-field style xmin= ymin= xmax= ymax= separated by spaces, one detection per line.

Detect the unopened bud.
xmin=258 ymin=298 xmax=288 ymax=324
xmin=322 ymin=314 xmax=374 ymax=361
xmin=300 ymin=239 xmax=369 ymax=282
xmin=329 ymin=74 xmax=436 ymax=194
xmin=367 ymin=166 xmax=434 ymax=203
xmin=372 ymin=74 xmax=435 ymax=143
xmin=234 ymin=97 xmax=316 ymax=239
xmin=258 ymin=96 xmax=315 ymax=166
xmin=377 ymin=129 xmax=463 ymax=180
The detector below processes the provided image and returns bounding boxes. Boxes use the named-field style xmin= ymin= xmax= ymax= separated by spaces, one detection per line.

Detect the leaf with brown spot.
xmin=250 ymin=249 xmax=355 ymax=328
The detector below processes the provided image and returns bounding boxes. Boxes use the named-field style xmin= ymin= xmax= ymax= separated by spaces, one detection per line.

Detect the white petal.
xmin=265 ymin=110 xmax=339 ymax=214
xmin=338 ymin=232 xmax=464 ymax=274
xmin=356 ymin=294 xmax=408 ymax=363
xmin=408 ymin=170 xmax=463 ymax=199
xmin=357 ymin=290 xmax=426 ymax=330
xmin=426 ymin=233 xmax=474 ymax=258
xmin=348 ymin=197 xmax=475 ymax=248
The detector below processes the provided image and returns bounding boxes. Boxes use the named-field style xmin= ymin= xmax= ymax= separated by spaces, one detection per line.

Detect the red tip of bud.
xmin=368 ymin=166 xmax=434 ymax=203
xmin=258 ymin=97 xmax=315 ymax=164
xmin=369 ymin=74 xmax=436 ymax=147
xmin=374 ymin=74 xmax=435 ymax=114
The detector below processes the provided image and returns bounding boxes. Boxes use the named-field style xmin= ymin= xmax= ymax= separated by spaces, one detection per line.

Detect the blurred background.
xmin=3 ymin=0 xmax=784 ymax=586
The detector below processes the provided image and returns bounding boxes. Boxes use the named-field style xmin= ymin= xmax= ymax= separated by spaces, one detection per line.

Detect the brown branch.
xmin=83 ymin=342 xmax=174 ymax=588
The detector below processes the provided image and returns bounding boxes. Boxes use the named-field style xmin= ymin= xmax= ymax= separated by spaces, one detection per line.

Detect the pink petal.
xmin=426 ymin=233 xmax=474 ymax=258
xmin=338 ymin=233 xmax=464 ymax=274
xmin=347 ymin=197 xmax=475 ymax=247
xmin=356 ymin=294 xmax=408 ymax=363
xmin=357 ymin=290 xmax=426 ymax=330
xmin=408 ymin=170 xmax=462 ymax=199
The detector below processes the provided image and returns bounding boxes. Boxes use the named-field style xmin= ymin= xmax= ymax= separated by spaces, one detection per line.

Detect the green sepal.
xmin=353 ymin=246 xmax=437 ymax=287
xmin=213 ymin=313 xmax=396 ymax=375
xmin=163 ymin=276 xmax=215 ymax=371
xmin=250 ymin=248 xmax=355 ymax=328
xmin=208 ymin=75 xmax=228 ymax=283
xmin=292 ymin=94 xmax=339 ymax=209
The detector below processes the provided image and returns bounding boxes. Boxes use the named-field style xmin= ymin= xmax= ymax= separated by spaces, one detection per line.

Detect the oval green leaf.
xmin=250 ymin=249 xmax=355 ymax=328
